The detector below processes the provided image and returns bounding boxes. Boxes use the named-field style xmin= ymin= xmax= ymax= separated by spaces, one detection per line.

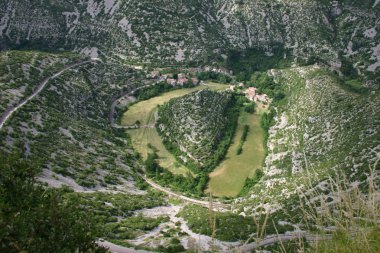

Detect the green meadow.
xmin=123 ymin=83 xmax=266 ymax=196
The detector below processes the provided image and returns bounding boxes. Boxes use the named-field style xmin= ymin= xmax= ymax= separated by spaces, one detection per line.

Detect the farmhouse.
xmin=178 ymin=73 xmax=186 ymax=79
xmin=191 ymin=77 xmax=199 ymax=85
xmin=167 ymin=78 xmax=177 ymax=86
xmin=177 ymin=77 xmax=189 ymax=86
xmin=244 ymin=87 xmax=269 ymax=103
xmin=245 ymin=87 xmax=257 ymax=101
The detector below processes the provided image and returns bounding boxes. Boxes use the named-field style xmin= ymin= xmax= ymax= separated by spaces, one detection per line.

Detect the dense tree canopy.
xmin=0 ymin=154 xmax=106 ymax=253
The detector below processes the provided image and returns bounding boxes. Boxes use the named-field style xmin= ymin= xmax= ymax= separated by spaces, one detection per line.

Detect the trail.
xmin=97 ymin=240 xmax=153 ymax=253
xmin=110 ymin=85 xmax=231 ymax=211
xmin=240 ymin=232 xmax=333 ymax=252
xmin=110 ymin=83 xmax=156 ymax=129
xmin=141 ymin=174 xmax=230 ymax=212
xmin=0 ymin=59 xmax=97 ymax=130
xmin=109 ymin=82 xmax=334 ymax=251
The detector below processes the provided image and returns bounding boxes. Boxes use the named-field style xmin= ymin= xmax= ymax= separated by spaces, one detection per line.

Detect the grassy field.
xmin=207 ymin=104 xmax=266 ymax=197
xmin=123 ymin=83 xmax=228 ymax=175
xmin=121 ymin=83 xmax=227 ymax=126
xmin=123 ymin=83 xmax=266 ymax=193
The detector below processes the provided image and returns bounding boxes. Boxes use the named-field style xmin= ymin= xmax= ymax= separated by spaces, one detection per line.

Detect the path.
xmin=98 ymin=240 xmax=153 ymax=253
xmin=241 ymin=232 xmax=333 ymax=252
xmin=110 ymin=84 xmax=232 ymax=211
xmin=0 ymin=59 xmax=98 ymax=130
xmin=110 ymin=83 xmax=156 ymax=128
xmin=141 ymin=174 xmax=230 ymax=211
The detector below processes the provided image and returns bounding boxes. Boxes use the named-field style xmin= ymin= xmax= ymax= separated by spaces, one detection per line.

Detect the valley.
xmin=0 ymin=0 xmax=379 ymax=252
xmin=207 ymin=108 xmax=266 ymax=197
xmin=121 ymin=83 xmax=227 ymax=176
xmin=122 ymin=82 xmax=267 ymax=197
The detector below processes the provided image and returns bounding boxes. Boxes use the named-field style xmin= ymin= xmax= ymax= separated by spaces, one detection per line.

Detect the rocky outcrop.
xmin=0 ymin=0 xmax=379 ymax=83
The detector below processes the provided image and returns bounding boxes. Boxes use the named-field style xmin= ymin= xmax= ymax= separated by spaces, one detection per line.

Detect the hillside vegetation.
xmin=156 ymin=89 xmax=238 ymax=172
xmin=0 ymin=0 xmax=379 ymax=251
xmin=0 ymin=0 xmax=379 ymax=85
xmin=0 ymin=50 xmax=147 ymax=190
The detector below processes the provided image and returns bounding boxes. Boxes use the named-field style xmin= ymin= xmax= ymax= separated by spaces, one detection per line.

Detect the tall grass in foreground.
xmin=297 ymin=162 xmax=380 ymax=253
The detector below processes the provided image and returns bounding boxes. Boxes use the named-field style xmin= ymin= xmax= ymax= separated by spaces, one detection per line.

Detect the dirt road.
xmin=0 ymin=59 xmax=97 ymax=130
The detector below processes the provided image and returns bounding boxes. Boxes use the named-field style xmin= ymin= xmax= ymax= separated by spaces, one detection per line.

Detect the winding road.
xmin=0 ymin=59 xmax=98 ymax=130
xmin=110 ymin=83 xmax=156 ymax=129
xmin=107 ymin=79 xmax=335 ymax=252
xmin=141 ymin=174 xmax=230 ymax=211
xmin=110 ymin=84 xmax=231 ymax=211
xmin=0 ymin=57 xmax=340 ymax=252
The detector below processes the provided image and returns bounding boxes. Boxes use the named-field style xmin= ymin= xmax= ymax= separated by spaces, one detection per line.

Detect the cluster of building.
xmin=227 ymin=83 xmax=269 ymax=103
xmin=229 ymin=82 xmax=245 ymax=91
xmin=244 ymin=87 xmax=269 ymax=103
xmin=148 ymin=71 xmax=199 ymax=86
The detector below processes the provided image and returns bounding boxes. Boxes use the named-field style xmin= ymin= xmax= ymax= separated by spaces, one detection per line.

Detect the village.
xmin=228 ymin=83 xmax=269 ymax=104
xmin=147 ymin=70 xmax=200 ymax=87
xmin=147 ymin=69 xmax=270 ymax=104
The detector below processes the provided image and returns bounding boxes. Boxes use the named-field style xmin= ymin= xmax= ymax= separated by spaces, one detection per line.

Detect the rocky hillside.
xmin=235 ymin=65 xmax=380 ymax=214
xmin=156 ymin=89 xmax=237 ymax=171
xmin=0 ymin=0 xmax=379 ymax=84
xmin=0 ymin=50 xmax=149 ymax=192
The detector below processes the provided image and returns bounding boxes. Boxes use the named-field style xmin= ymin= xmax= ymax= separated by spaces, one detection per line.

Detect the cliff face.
xmin=0 ymin=0 xmax=379 ymax=83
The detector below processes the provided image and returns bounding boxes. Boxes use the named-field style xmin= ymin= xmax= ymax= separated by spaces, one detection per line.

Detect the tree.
xmin=0 ymin=153 xmax=106 ymax=253
xmin=244 ymin=103 xmax=255 ymax=114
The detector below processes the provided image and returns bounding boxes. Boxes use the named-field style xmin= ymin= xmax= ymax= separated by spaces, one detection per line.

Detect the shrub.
xmin=0 ymin=153 xmax=106 ymax=253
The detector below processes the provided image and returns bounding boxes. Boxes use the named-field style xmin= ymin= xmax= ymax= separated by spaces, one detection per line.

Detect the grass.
xmin=128 ymin=128 xmax=190 ymax=176
xmin=293 ymin=164 xmax=380 ymax=253
xmin=123 ymin=83 xmax=228 ymax=175
xmin=207 ymin=103 xmax=267 ymax=197
xmin=124 ymin=83 xmax=267 ymax=195
xmin=121 ymin=83 xmax=227 ymax=126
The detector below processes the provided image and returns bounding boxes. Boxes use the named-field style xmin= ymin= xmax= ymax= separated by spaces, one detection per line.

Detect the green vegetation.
xmin=121 ymin=83 xmax=227 ymax=126
xmin=244 ymin=102 xmax=256 ymax=114
xmin=249 ymin=72 xmax=285 ymax=102
xmin=144 ymin=151 xmax=207 ymax=197
xmin=236 ymin=125 xmax=249 ymax=155
xmin=260 ymin=110 xmax=275 ymax=156
xmin=208 ymin=109 xmax=265 ymax=197
xmin=103 ymin=214 xmax=169 ymax=241
xmin=236 ymin=66 xmax=380 ymax=227
xmin=178 ymin=205 xmax=294 ymax=242
xmin=63 ymin=188 xmax=167 ymax=243
xmin=299 ymin=169 xmax=380 ymax=253
xmin=0 ymin=154 xmax=106 ymax=253
xmin=0 ymin=52 xmax=148 ymax=188
xmin=157 ymin=90 xmax=239 ymax=172
xmin=135 ymin=81 xmax=198 ymax=101
xmin=123 ymin=84 xmax=227 ymax=176
xmin=227 ymin=46 xmax=292 ymax=81
xmin=239 ymin=169 xmax=264 ymax=196
xmin=129 ymin=128 xmax=190 ymax=176
xmin=0 ymin=50 xmax=82 ymax=113
xmin=197 ymin=71 xmax=232 ymax=84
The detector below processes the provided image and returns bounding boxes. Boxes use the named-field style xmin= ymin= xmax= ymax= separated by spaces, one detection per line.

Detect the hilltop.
xmin=156 ymin=89 xmax=238 ymax=171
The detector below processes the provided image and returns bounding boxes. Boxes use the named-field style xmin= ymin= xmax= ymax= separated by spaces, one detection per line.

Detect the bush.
xmin=244 ymin=103 xmax=255 ymax=114
xmin=0 ymin=153 xmax=106 ymax=253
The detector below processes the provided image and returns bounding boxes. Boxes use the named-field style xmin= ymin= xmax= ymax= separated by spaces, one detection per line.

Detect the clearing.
xmin=122 ymin=83 xmax=227 ymax=175
xmin=123 ymin=83 xmax=266 ymax=195
xmin=207 ymin=104 xmax=266 ymax=197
